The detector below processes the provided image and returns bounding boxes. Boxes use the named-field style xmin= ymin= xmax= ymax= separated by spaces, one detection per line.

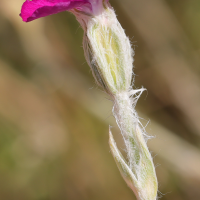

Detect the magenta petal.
xmin=20 ymin=0 xmax=89 ymax=22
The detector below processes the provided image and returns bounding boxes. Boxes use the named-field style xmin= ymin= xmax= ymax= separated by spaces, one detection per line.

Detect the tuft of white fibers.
xmin=73 ymin=2 xmax=158 ymax=200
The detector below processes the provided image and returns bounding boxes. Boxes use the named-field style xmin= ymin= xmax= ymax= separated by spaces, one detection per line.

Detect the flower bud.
xmin=81 ymin=5 xmax=134 ymax=95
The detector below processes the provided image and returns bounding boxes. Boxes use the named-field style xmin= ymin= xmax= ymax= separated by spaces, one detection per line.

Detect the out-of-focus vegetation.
xmin=0 ymin=0 xmax=200 ymax=199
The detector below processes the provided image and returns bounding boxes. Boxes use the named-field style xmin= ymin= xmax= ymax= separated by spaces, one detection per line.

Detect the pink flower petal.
xmin=20 ymin=0 xmax=90 ymax=22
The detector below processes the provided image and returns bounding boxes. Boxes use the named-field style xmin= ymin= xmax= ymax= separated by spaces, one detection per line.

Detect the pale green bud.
xmin=83 ymin=6 xmax=134 ymax=95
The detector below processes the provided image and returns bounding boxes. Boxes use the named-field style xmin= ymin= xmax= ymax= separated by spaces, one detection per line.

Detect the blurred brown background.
xmin=0 ymin=0 xmax=200 ymax=199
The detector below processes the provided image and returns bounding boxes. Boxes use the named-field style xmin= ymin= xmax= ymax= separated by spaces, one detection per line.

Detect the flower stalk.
xmin=110 ymin=91 xmax=157 ymax=200
xmin=78 ymin=4 xmax=158 ymax=199
xmin=20 ymin=0 xmax=158 ymax=199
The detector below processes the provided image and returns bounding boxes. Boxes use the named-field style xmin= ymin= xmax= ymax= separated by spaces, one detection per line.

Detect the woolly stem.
xmin=111 ymin=91 xmax=157 ymax=200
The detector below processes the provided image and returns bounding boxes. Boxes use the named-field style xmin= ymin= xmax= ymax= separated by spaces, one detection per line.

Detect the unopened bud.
xmin=83 ymin=6 xmax=133 ymax=95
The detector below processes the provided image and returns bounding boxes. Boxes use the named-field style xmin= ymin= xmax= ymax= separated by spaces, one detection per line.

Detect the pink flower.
xmin=20 ymin=0 xmax=108 ymax=22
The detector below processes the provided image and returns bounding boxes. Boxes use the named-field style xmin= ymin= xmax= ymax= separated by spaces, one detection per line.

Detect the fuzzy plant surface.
xmin=20 ymin=0 xmax=158 ymax=199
